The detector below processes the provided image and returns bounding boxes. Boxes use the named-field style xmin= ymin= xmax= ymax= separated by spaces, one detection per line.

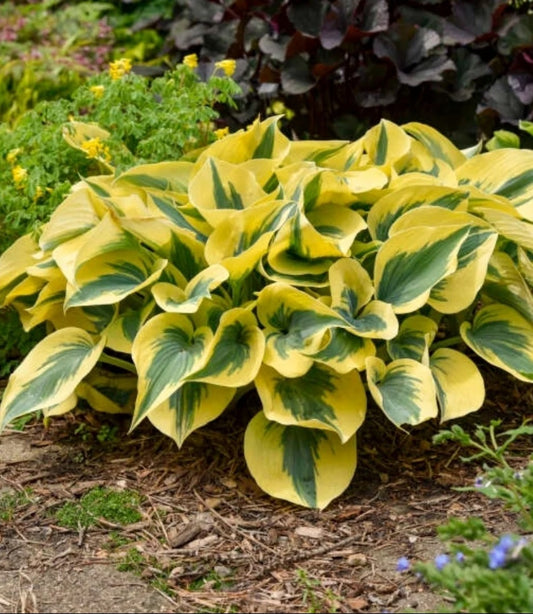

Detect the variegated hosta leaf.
xmin=39 ymin=184 xmax=106 ymax=251
xmin=0 ymin=328 xmax=106 ymax=429
xmin=429 ymin=348 xmax=485 ymax=422
xmin=194 ymin=115 xmax=291 ymax=167
xmin=284 ymin=140 xmax=348 ymax=166
xmin=204 ymin=201 xmax=297 ymax=281
xmin=113 ymin=161 xmax=192 ymax=194
xmin=244 ymin=411 xmax=358 ymax=509
xmin=131 ymin=314 xmax=213 ymax=428
xmin=76 ymin=371 xmax=137 ymax=414
xmin=255 ymin=363 xmax=366 ymax=443
xmin=456 ymin=149 xmax=533 ymax=221
xmin=402 ymin=122 xmax=467 ymax=169
xmin=42 ymin=393 xmax=78 ymax=418
xmin=49 ymin=304 xmax=116 ymax=338
xmin=67 ymin=251 xmax=167 ymax=308
xmin=328 ymin=258 xmax=398 ymax=339
xmin=306 ymin=204 xmax=367 ymax=253
xmin=362 ymin=119 xmax=412 ymax=171
xmin=0 ymin=234 xmax=39 ymax=305
xmin=147 ymin=195 xmax=210 ymax=242
xmin=187 ymin=308 xmax=265 ymax=387
xmin=152 ymin=264 xmax=229 ymax=314
xmin=518 ymin=248 xmax=533 ymax=286
xmin=367 ymin=186 xmax=470 ymax=241
xmin=460 ymin=304 xmax=533 ymax=382
xmin=474 ymin=207 xmax=533 ymax=252
xmin=374 ymin=225 xmax=469 ymax=313
xmin=482 ymin=252 xmax=533 ymax=322
xmin=310 ymin=328 xmax=376 ymax=373
xmin=387 ymin=315 xmax=439 ymax=362
xmin=189 ymin=157 xmax=269 ymax=227
xmin=3 ymin=276 xmax=46 ymax=310
xmin=256 ymin=283 xmax=349 ymax=377
xmin=147 ymin=383 xmax=235 ymax=447
xmin=366 ymin=356 xmax=438 ymax=427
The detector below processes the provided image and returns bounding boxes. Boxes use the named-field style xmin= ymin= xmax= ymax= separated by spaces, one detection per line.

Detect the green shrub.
xmin=0 ymin=116 xmax=532 ymax=509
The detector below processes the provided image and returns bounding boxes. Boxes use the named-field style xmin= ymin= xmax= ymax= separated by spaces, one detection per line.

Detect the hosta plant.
xmin=1 ymin=117 xmax=533 ymax=509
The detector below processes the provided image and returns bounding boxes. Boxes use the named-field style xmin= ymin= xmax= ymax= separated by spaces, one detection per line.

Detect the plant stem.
xmin=99 ymin=353 xmax=137 ymax=374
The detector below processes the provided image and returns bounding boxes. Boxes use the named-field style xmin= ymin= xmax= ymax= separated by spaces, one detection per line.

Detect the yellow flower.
xmin=214 ymin=127 xmax=230 ymax=140
xmin=109 ymin=58 xmax=132 ymax=80
xmin=12 ymin=165 xmax=28 ymax=189
xmin=6 ymin=148 xmax=22 ymax=165
xmin=33 ymin=186 xmax=44 ymax=202
xmin=90 ymin=85 xmax=105 ymax=98
xmin=268 ymin=100 xmax=295 ymax=121
xmin=215 ymin=59 xmax=236 ymax=77
xmin=183 ymin=54 xmax=198 ymax=70
xmin=80 ymin=137 xmax=111 ymax=163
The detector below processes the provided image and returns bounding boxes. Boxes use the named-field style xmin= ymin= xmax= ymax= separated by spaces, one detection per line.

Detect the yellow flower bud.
xmin=214 ymin=127 xmax=230 ymax=140
xmin=90 ymin=85 xmax=105 ymax=98
xmin=12 ymin=165 xmax=28 ymax=189
xmin=6 ymin=148 xmax=22 ymax=165
xmin=215 ymin=59 xmax=236 ymax=77
xmin=80 ymin=137 xmax=111 ymax=163
xmin=109 ymin=58 xmax=132 ymax=80
xmin=183 ymin=54 xmax=198 ymax=70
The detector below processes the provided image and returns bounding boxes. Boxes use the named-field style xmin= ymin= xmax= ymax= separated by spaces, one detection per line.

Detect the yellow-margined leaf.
xmin=195 ymin=116 xmax=290 ymax=167
xmin=255 ymin=363 xmax=366 ymax=443
xmin=518 ymin=248 xmax=533 ymax=286
xmin=306 ymin=204 xmax=367 ymax=253
xmin=482 ymin=252 xmax=533 ymax=322
xmin=460 ymin=304 xmax=533 ymax=382
xmin=204 ymin=201 xmax=297 ymax=281
xmin=189 ymin=157 xmax=269 ymax=227
xmin=76 ymin=372 xmax=136 ymax=414
xmin=0 ymin=328 xmax=106 ymax=429
xmin=244 ymin=411 xmax=357 ymax=509
xmin=148 ymin=383 xmax=235 ymax=447
xmin=456 ymin=149 xmax=533 ymax=221
xmin=310 ymin=328 xmax=375 ymax=373
xmin=187 ymin=308 xmax=264 ymax=387
xmin=257 ymin=283 xmax=349 ymax=377
xmin=113 ymin=161 xmax=192 ymax=194
xmin=475 ymin=207 xmax=533 ymax=252
xmin=367 ymin=186 xmax=470 ymax=241
xmin=374 ymin=225 xmax=469 ymax=313
xmin=42 ymin=393 xmax=78 ymax=418
xmin=403 ymin=122 xmax=466 ymax=169
xmin=131 ymin=314 xmax=213 ymax=428
xmin=362 ymin=119 xmax=411 ymax=170
xmin=0 ymin=234 xmax=39 ymax=305
xmin=3 ymin=276 xmax=45 ymax=310
xmin=152 ymin=264 xmax=228 ymax=314
xmin=366 ymin=356 xmax=438 ymax=427
xmin=104 ymin=299 xmax=154 ymax=354
xmin=39 ymin=184 xmax=106 ymax=251
xmin=429 ymin=348 xmax=485 ymax=422
xmin=386 ymin=315 xmax=438 ymax=362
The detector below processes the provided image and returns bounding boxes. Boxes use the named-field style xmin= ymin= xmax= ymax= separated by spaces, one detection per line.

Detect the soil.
xmin=0 ymin=366 xmax=531 ymax=614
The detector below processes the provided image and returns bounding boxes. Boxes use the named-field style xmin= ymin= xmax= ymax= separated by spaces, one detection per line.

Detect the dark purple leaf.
xmin=204 ymin=21 xmax=239 ymax=56
xmin=498 ymin=14 xmax=533 ymax=55
xmin=172 ymin=22 xmax=209 ymax=49
xmin=508 ymin=73 xmax=533 ymax=105
xmin=287 ymin=0 xmax=327 ymax=37
xmin=398 ymin=55 xmax=456 ymax=87
xmin=281 ymin=54 xmax=317 ymax=94
xmin=445 ymin=48 xmax=491 ymax=102
xmin=186 ymin=0 xmax=224 ymax=23
xmin=451 ymin=0 xmax=500 ymax=38
xmin=259 ymin=33 xmax=289 ymax=61
xmin=319 ymin=10 xmax=346 ymax=50
xmin=359 ymin=0 xmax=389 ymax=33
xmin=479 ymin=77 xmax=526 ymax=123
xmin=244 ymin=17 xmax=271 ymax=53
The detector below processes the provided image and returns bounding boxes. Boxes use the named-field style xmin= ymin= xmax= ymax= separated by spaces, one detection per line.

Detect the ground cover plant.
xmin=0 ymin=112 xmax=533 ymax=510
xmin=399 ymin=419 xmax=533 ymax=613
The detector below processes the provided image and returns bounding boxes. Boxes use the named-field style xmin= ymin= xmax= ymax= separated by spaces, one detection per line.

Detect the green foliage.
xmin=1 ymin=117 xmax=532 ymax=509
xmin=296 ymin=569 xmax=340 ymax=614
xmin=0 ymin=487 xmax=34 ymax=521
xmin=54 ymin=486 xmax=142 ymax=528
xmin=400 ymin=421 xmax=533 ymax=613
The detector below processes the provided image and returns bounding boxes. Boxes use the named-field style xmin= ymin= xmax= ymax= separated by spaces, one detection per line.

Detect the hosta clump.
xmin=1 ymin=117 xmax=533 ymax=509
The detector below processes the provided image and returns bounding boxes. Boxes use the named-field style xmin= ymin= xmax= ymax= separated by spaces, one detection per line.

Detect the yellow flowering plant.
xmin=0 ymin=57 xmax=241 ymax=375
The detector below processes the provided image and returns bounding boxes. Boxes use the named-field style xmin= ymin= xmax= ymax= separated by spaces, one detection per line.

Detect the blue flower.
xmin=488 ymin=545 xmax=507 ymax=570
xmin=396 ymin=556 xmax=410 ymax=572
xmin=497 ymin=534 xmax=515 ymax=552
xmin=474 ymin=476 xmax=484 ymax=488
xmin=434 ymin=554 xmax=450 ymax=570
xmin=455 ymin=551 xmax=465 ymax=563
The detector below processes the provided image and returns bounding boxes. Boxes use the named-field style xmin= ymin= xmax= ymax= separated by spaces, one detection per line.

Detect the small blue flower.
xmin=513 ymin=471 xmax=523 ymax=481
xmin=455 ymin=551 xmax=465 ymax=563
xmin=489 ymin=546 xmax=507 ymax=570
xmin=474 ymin=476 xmax=484 ymax=488
xmin=497 ymin=534 xmax=515 ymax=552
xmin=434 ymin=554 xmax=450 ymax=570
xmin=396 ymin=556 xmax=410 ymax=572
